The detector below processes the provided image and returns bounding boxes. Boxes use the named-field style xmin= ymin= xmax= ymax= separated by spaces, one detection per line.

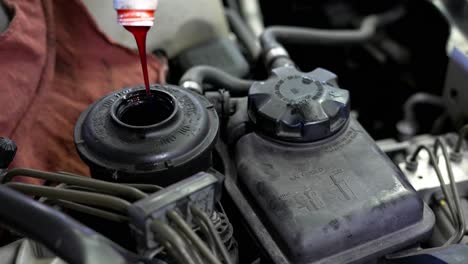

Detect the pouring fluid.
xmin=114 ymin=0 xmax=158 ymax=96
xmin=124 ymin=26 xmax=152 ymax=96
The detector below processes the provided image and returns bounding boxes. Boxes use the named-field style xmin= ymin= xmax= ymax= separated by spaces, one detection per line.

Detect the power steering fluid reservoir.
xmin=74 ymin=85 xmax=219 ymax=186
xmin=235 ymin=66 xmax=434 ymax=263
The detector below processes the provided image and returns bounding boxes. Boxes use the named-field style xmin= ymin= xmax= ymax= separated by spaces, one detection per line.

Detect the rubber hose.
xmin=0 ymin=185 xmax=130 ymax=264
xmin=225 ymin=8 xmax=261 ymax=61
xmin=180 ymin=65 xmax=254 ymax=96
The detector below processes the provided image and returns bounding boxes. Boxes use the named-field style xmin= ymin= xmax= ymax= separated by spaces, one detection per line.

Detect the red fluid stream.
xmin=124 ymin=26 xmax=152 ymax=96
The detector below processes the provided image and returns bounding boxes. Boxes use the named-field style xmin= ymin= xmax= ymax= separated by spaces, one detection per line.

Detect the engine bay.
xmin=2 ymin=0 xmax=468 ymax=263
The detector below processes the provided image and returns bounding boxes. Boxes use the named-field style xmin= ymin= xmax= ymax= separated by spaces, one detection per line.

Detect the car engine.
xmin=2 ymin=0 xmax=468 ymax=263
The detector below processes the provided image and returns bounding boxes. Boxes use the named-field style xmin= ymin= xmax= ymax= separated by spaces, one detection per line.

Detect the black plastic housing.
xmin=74 ymin=85 xmax=219 ymax=186
xmin=129 ymin=171 xmax=221 ymax=252
xmin=234 ymin=118 xmax=434 ymax=264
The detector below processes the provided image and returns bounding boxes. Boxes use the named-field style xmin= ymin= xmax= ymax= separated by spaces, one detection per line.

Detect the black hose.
xmin=225 ymin=8 xmax=261 ymax=61
xmin=0 ymin=185 xmax=130 ymax=264
xmin=4 ymin=169 xmax=147 ymax=201
xmin=6 ymin=182 xmax=131 ymax=214
xmin=260 ymin=6 xmax=406 ymax=68
xmin=180 ymin=65 xmax=255 ymax=96
xmin=434 ymin=138 xmax=465 ymax=244
xmin=178 ymin=8 xmax=405 ymax=94
xmin=261 ymin=15 xmax=379 ymax=52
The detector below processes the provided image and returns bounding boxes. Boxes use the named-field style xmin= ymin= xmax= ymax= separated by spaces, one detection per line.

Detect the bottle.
xmin=114 ymin=0 xmax=158 ymax=26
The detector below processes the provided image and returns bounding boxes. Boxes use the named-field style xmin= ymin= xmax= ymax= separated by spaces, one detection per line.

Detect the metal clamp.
xmin=181 ymin=81 xmax=203 ymax=94
xmin=264 ymin=47 xmax=290 ymax=68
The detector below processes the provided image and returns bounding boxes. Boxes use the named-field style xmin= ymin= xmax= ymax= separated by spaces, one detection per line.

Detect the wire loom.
xmin=1 ymin=169 xmax=231 ymax=264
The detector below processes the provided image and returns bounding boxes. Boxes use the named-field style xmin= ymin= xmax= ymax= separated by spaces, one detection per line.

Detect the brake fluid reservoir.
xmin=235 ymin=66 xmax=434 ymax=263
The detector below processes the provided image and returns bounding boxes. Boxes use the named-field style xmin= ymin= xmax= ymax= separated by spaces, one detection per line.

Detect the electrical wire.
xmin=191 ymin=207 xmax=233 ymax=264
xmin=4 ymin=169 xmax=147 ymax=201
xmin=150 ymin=220 xmax=198 ymax=264
xmin=57 ymin=173 xmax=163 ymax=195
xmin=433 ymin=138 xmax=465 ymax=245
xmin=46 ymin=199 xmax=129 ymax=223
xmin=192 ymin=214 xmax=222 ymax=260
xmin=197 ymin=218 xmax=216 ymax=253
xmin=61 ymin=184 xmax=98 ymax=192
xmin=388 ymin=141 xmax=466 ymax=260
xmin=173 ymin=228 xmax=204 ymax=264
xmin=124 ymin=183 xmax=163 ymax=193
xmin=454 ymin=124 xmax=468 ymax=153
xmin=41 ymin=183 xmax=129 ymax=223
xmin=168 ymin=210 xmax=222 ymax=264
xmin=439 ymin=199 xmax=456 ymax=226
xmin=6 ymin=182 xmax=131 ymax=214
xmin=408 ymin=145 xmax=458 ymax=223
xmin=386 ymin=142 xmax=465 ymax=260
xmin=60 ymin=183 xmax=161 ymax=203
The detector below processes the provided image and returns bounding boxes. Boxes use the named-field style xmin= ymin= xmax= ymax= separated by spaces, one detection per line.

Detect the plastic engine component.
xmin=235 ymin=118 xmax=434 ymax=263
xmin=74 ymin=85 xmax=219 ymax=186
xmin=248 ymin=67 xmax=350 ymax=142
xmin=129 ymin=172 xmax=221 ymax=251
xmin=235 ymin=65 xmax=435 ymax=263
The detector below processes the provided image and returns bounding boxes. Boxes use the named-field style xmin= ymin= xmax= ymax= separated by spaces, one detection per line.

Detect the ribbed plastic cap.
xmin=114 ymin=0 xmax=158 ymax=10
xmin=114 ymin=0 xmax=158 ymax=26
xmin=0 ymin=137 xmax=17 ymax=169
xmin=248 ymin=67 xmax=350 ymax=142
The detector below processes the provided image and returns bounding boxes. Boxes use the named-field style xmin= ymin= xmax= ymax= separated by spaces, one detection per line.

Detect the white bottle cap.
xmin=114 ymin=0 xmax=158 ymax=10
xmin=114 ymin=0 xmax=158 ymax=26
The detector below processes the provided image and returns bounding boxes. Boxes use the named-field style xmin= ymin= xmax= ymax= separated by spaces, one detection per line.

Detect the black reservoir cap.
xmin=248 ymin=67 xmax=350 ymax=142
